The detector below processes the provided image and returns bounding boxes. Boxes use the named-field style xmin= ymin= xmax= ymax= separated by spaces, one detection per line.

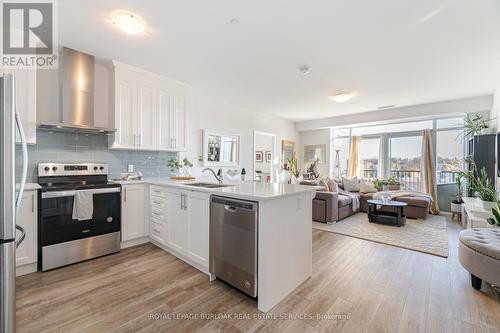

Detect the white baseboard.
xmin=120 ymin=236 xmax=150 ymax=249
xmin=16 ymin=263 xmax=37 ymax=277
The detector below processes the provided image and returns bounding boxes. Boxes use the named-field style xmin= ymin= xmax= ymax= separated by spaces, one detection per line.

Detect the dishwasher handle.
xmin=211 ymin=196 xmax=258 ymax=212
xmin=224 ymin=205 xmax=238 ymax=212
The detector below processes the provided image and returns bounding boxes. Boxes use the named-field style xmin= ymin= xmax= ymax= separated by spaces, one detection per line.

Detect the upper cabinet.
xmin=1 ymin=69 xmax=37 ymax=145
xmin=109 ymin=61 xmax=188 ymax=151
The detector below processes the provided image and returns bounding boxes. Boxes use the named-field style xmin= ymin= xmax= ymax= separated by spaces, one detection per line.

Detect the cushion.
xmin=325 ymin=178 xmax=338 ymax=192
xmin=342 ymin=177 xmax=360 ymax=192
xmin=459 ymin=228 xmax=500 ymax=260
xmin=318 ymin=179 xmax=329 ymax=191
xmin=395 ymin=196 xmax=431 ymax=208
xmin=338 ymin=194 xmax=352 ymax=207
xmin=359 ymin=180 xmax=377 ymax=193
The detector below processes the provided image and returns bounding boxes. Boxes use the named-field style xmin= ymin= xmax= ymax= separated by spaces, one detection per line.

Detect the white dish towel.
xmin=72 ymin=190 xmax=94 ymax=221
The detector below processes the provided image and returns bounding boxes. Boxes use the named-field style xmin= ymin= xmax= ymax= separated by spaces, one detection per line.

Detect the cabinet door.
xmin=1 ymin=69 xmax=37 ymax=144
xmin=171 ymin=96 xmax=187 ymax=150
xmin=137 ymin=86 xmax=156 ymax=149
xmin=15 ymin=190 xmax=37 ymax=266
xmin=157 ymin=90 xmax=172 ymax=150
xmin=114 ymin=80 xmax=137 ymax=148
xmin=121 ymin=184 xmax=146 ymax=241
xmin=185 ymin=191 xmax=209 ymax=268
xmin=166 ymin=189 xmax=187 ymax=252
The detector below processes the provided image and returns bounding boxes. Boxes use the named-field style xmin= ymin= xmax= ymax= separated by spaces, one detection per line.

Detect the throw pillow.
xmin=318 ymin=178 xmax=329 ymax=191
xmin=325 ymin=177 xmax=338 ymax=192
xmin=359 ymin=179 xmax=377 ymax=193
xmin=342 ymin=177 xmax=360 ymax=192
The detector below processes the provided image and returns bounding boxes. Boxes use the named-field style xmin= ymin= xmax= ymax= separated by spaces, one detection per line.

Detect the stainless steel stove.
xmin=37 ymin=163 xmax=121 ymax=271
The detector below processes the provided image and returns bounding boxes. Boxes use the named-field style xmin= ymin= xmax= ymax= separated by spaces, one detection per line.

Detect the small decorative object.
xmin=381 ymin=193 xmax=391 ymax=204
xmin=241 ymin=168 xmax=246 ymax=181
xmin=306 ymin=158 xmax=320 ymax=179
xmin=255 ymin=151 xmax=263 ymax=163
xmin=382 ymin=184 xmax=389 ymax=192
xmin=168 ymin=157 xmax=196 ymax=180
xmin=265 ymin=151 xmax=272 ymax=163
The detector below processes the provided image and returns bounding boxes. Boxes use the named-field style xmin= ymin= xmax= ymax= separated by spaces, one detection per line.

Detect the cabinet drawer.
xmin=150 ymin=195 xmax=167 ymax=211
xmin=151 ymin=208 xmax=167 ymax=222
xmin=150 ymin=221 xmax=166 ymax=243
xmin=150 ymin=186 xmax=168 ymax=198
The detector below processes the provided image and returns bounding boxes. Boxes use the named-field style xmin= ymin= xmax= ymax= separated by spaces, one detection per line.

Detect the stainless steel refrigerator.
xmin=0 ymin=74 xmax=29 ymax=333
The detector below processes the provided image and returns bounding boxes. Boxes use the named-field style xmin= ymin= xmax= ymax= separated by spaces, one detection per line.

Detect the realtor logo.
xmin=1 ymin=0 xmax=58 ymax=68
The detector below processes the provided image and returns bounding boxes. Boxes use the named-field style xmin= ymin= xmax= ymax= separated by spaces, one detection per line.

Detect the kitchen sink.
xmin=185 ymin=182 xmax=234 ymax=189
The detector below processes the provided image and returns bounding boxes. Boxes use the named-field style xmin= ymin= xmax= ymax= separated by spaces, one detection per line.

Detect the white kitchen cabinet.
xmin=1 ymin=69 xmax=37 ymax=145
xmin=114 ymin=80 xmax=137 ymax=148
xmin=110 ymin=61 xmax=188 ymax=152
xmin=15 ymin=190 xmax=38 ymax=268
xmin=121 ymin=184 xmax=146 ymax=241
xmin=185 ymin=191 xmax=210 ymax=267
xmin=152 ymin=186 xmax=209 ymax=269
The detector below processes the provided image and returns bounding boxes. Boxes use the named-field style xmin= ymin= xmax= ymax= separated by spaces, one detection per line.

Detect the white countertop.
xmin=111 ymin=178 xmax=319 ymax=201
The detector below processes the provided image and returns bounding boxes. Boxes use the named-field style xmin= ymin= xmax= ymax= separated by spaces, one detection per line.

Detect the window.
xmin=359 ymin=138 xmax=380 ymax=179
xmin=390 ymin=135 xmax=422 ymax=190
xmin=331 ymin=137 xmax=349 ymax=177
xmin=436 ymin=129 xmax=463 ymax=184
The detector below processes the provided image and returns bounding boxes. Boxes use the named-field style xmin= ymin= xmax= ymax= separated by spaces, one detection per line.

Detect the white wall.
xmin=296 ymin=95 xmax=493 ymax=131
xmin=491 ymin=85 xmax=500 ymax=130
xmin=181 ymin=90 xmax=299 ymax=181
xmin=299 ymin=129 xmax=330 ymax=177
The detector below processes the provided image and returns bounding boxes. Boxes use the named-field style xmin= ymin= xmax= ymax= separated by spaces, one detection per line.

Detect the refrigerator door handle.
xmin=15 ymin=224 xmax=26 ymax=248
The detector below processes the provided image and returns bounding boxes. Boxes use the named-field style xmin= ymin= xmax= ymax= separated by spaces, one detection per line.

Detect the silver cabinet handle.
xmin=124 ymin=187 xmax=127 ymax=202
xmin=31 ymin=193 xmax=34 ymax=212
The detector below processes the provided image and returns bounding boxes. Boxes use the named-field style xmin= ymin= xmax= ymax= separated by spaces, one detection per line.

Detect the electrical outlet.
xmin=127 ymin=164 xmax=134 ymax=172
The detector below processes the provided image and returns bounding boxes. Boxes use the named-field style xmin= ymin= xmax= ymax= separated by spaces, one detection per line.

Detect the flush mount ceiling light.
xmin=297 ymin=65 xmax=311 ymax=75
xmin=112 ymin=11 xmax=146 ymax=35
xmin=330 ymin=92 xmax=355 ymax=103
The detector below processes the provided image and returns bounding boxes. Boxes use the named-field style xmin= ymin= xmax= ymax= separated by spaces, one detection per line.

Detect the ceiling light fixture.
xmin=112 ymin=11 xmax=146 ymax=35
xmin=297 ymin=65 xmax=311 ymax=75
xmin=330 ymin=92 xmax=355 ymax=103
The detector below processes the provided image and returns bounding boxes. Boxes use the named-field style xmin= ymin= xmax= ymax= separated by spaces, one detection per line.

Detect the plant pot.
xmin=479 ymin=200 xmax=496 ymax=211
xmin=450 ymin=202 xmax=463 ymax=213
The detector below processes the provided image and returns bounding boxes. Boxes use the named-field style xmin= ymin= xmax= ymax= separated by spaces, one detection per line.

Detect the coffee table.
xmin=367 ymin=199 xmax=407 ymax=227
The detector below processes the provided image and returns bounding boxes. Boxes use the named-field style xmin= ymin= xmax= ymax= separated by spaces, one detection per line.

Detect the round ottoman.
xmin=458 ymin=228 xmax=500 ymax=290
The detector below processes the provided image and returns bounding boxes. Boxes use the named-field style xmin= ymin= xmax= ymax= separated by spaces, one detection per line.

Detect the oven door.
xmin=40 ymin=187 xmax=121 ymax=246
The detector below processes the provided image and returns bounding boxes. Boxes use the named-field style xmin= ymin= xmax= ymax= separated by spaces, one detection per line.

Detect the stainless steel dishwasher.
xmin=210 ymin=195 xmax=258 ymax=297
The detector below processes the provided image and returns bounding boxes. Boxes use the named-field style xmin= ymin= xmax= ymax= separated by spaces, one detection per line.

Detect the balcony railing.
xmin=362 ymin=169 xmax=460 ymax=190
xmin=437 ymin=171 xmax=460 ymax=184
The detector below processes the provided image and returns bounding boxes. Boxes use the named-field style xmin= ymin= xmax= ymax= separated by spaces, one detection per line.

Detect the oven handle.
xmin=41 ymin=187 xmax=121 ymax=199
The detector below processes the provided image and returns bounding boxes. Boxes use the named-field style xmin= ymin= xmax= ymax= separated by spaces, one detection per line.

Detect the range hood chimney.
xmin=39 ymin=47 xmax=116 ymax=134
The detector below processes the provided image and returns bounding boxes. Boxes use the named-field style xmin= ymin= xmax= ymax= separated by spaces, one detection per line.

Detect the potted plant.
xmin=459 ymin=113 xmax=490 ymax=142
xmin=451 ymin=174 xmax=464 ymax=213
xmin=487 ymin=201 xmax=500 ymax=227
xmin=458 ymin=158 xmax=497 ymax=209
xmin=287 ymin=152 xmax=300 ymax=183
xmin=167 ymin=158 xmax=181 ymax=176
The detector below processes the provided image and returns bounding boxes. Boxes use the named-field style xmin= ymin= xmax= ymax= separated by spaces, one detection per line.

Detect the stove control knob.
xmin=94 ymin=166 xmax=98 ymax=171
xmin=99 ymin=166 xmax=104 ymax=171
xmin=52 ymin=166 xmax=58 ymax=171
xmin=44 ymin=166 xmax=50 ymax=172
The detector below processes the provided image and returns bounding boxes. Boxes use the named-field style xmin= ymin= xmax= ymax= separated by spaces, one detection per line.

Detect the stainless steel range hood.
xmin=38 ymin=47 xmax=116 ymax=134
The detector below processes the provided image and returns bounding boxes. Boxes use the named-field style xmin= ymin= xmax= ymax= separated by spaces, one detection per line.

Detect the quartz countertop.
xmin=110 ymin=178 xmax=319 ymax=201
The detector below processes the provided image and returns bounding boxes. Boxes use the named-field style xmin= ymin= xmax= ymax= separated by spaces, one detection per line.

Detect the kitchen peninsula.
xmin=112 ymin=179 xmax=317 ymax=312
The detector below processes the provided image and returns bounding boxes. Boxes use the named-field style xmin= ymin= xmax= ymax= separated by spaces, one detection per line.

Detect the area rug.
xmin=312 ymin=213 xmax=449 ymax=258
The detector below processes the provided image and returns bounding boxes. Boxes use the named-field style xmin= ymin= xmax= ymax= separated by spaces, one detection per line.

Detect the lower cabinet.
xmin=149 ymin=185 xmax=210 ymax=270
xmin=121 ymin=184 xmax=147 ymax=242
xmin=16 ymin=189 xmax=38 ymax=275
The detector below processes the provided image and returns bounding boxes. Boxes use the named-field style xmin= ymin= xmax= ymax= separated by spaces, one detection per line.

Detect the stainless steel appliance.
xmin=209 ymin=196 xmax=258 ymax=297
xmin=38 ymin=47 xmax=116 ymax=134
xmin=38 ymin=163 xmax=121 ymax=271
xmin=1 ymin=74 xmax=29 ymax=333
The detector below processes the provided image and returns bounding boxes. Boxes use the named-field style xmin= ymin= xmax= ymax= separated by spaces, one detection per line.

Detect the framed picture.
xmin=265 ymin=151 xmax=272 ymax=163
xmin=255 ymin=151 xmax=263 ymax=163
xmin=304 ymin=144 xmax=326 ymax=163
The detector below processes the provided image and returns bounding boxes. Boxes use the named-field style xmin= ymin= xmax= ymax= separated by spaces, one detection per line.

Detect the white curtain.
xmin=421 ymin=129 xmax=440 ymax=214
xmin=347 ymin=136 xmax=361 ymax=179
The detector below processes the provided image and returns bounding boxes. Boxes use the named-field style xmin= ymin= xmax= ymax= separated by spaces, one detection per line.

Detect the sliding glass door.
xmin=390 ymin=135 xmax=422 ymax=190
xmin=359 ymin=137 xmax=380 ymax=179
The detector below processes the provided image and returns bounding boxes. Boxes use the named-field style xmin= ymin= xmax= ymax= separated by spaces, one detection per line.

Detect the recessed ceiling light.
xmin=330 ymin=92 xmax=355 ymax=103
xmin=112 ymin=11 xmax=146 ymax=35
xmin=377 ymin=105 xmax=396 ymax=109
xmin=298 ymin=65 xmax=311 ymax=75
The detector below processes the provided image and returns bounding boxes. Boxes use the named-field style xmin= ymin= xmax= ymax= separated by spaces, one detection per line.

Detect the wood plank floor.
xmin=16 ymin=217 xmax=500 ymax=333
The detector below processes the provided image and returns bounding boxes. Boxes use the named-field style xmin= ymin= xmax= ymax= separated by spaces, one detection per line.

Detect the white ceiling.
xmin=59 ymin=0 xmax=500 ymax=122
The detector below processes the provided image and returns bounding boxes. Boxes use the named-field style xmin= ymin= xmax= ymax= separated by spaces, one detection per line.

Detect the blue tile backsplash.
xmin=15 ymin=129 xmax=177 ymax=182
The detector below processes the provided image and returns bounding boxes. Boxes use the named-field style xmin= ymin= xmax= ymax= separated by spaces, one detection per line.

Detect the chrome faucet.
xmin=202 ymin=168 xmax=223 ymax=184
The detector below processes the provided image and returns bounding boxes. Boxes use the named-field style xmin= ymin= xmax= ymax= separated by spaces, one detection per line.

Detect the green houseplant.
xmin=287 ymin=152 xmax=300 ymax=179
xmin=458 ymin=157 xmax=497 ymax=209
xmin=488 ymin=201 xmax=500 ymax=227
xmin=459 ymin=113 xmax=489 ymax=141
